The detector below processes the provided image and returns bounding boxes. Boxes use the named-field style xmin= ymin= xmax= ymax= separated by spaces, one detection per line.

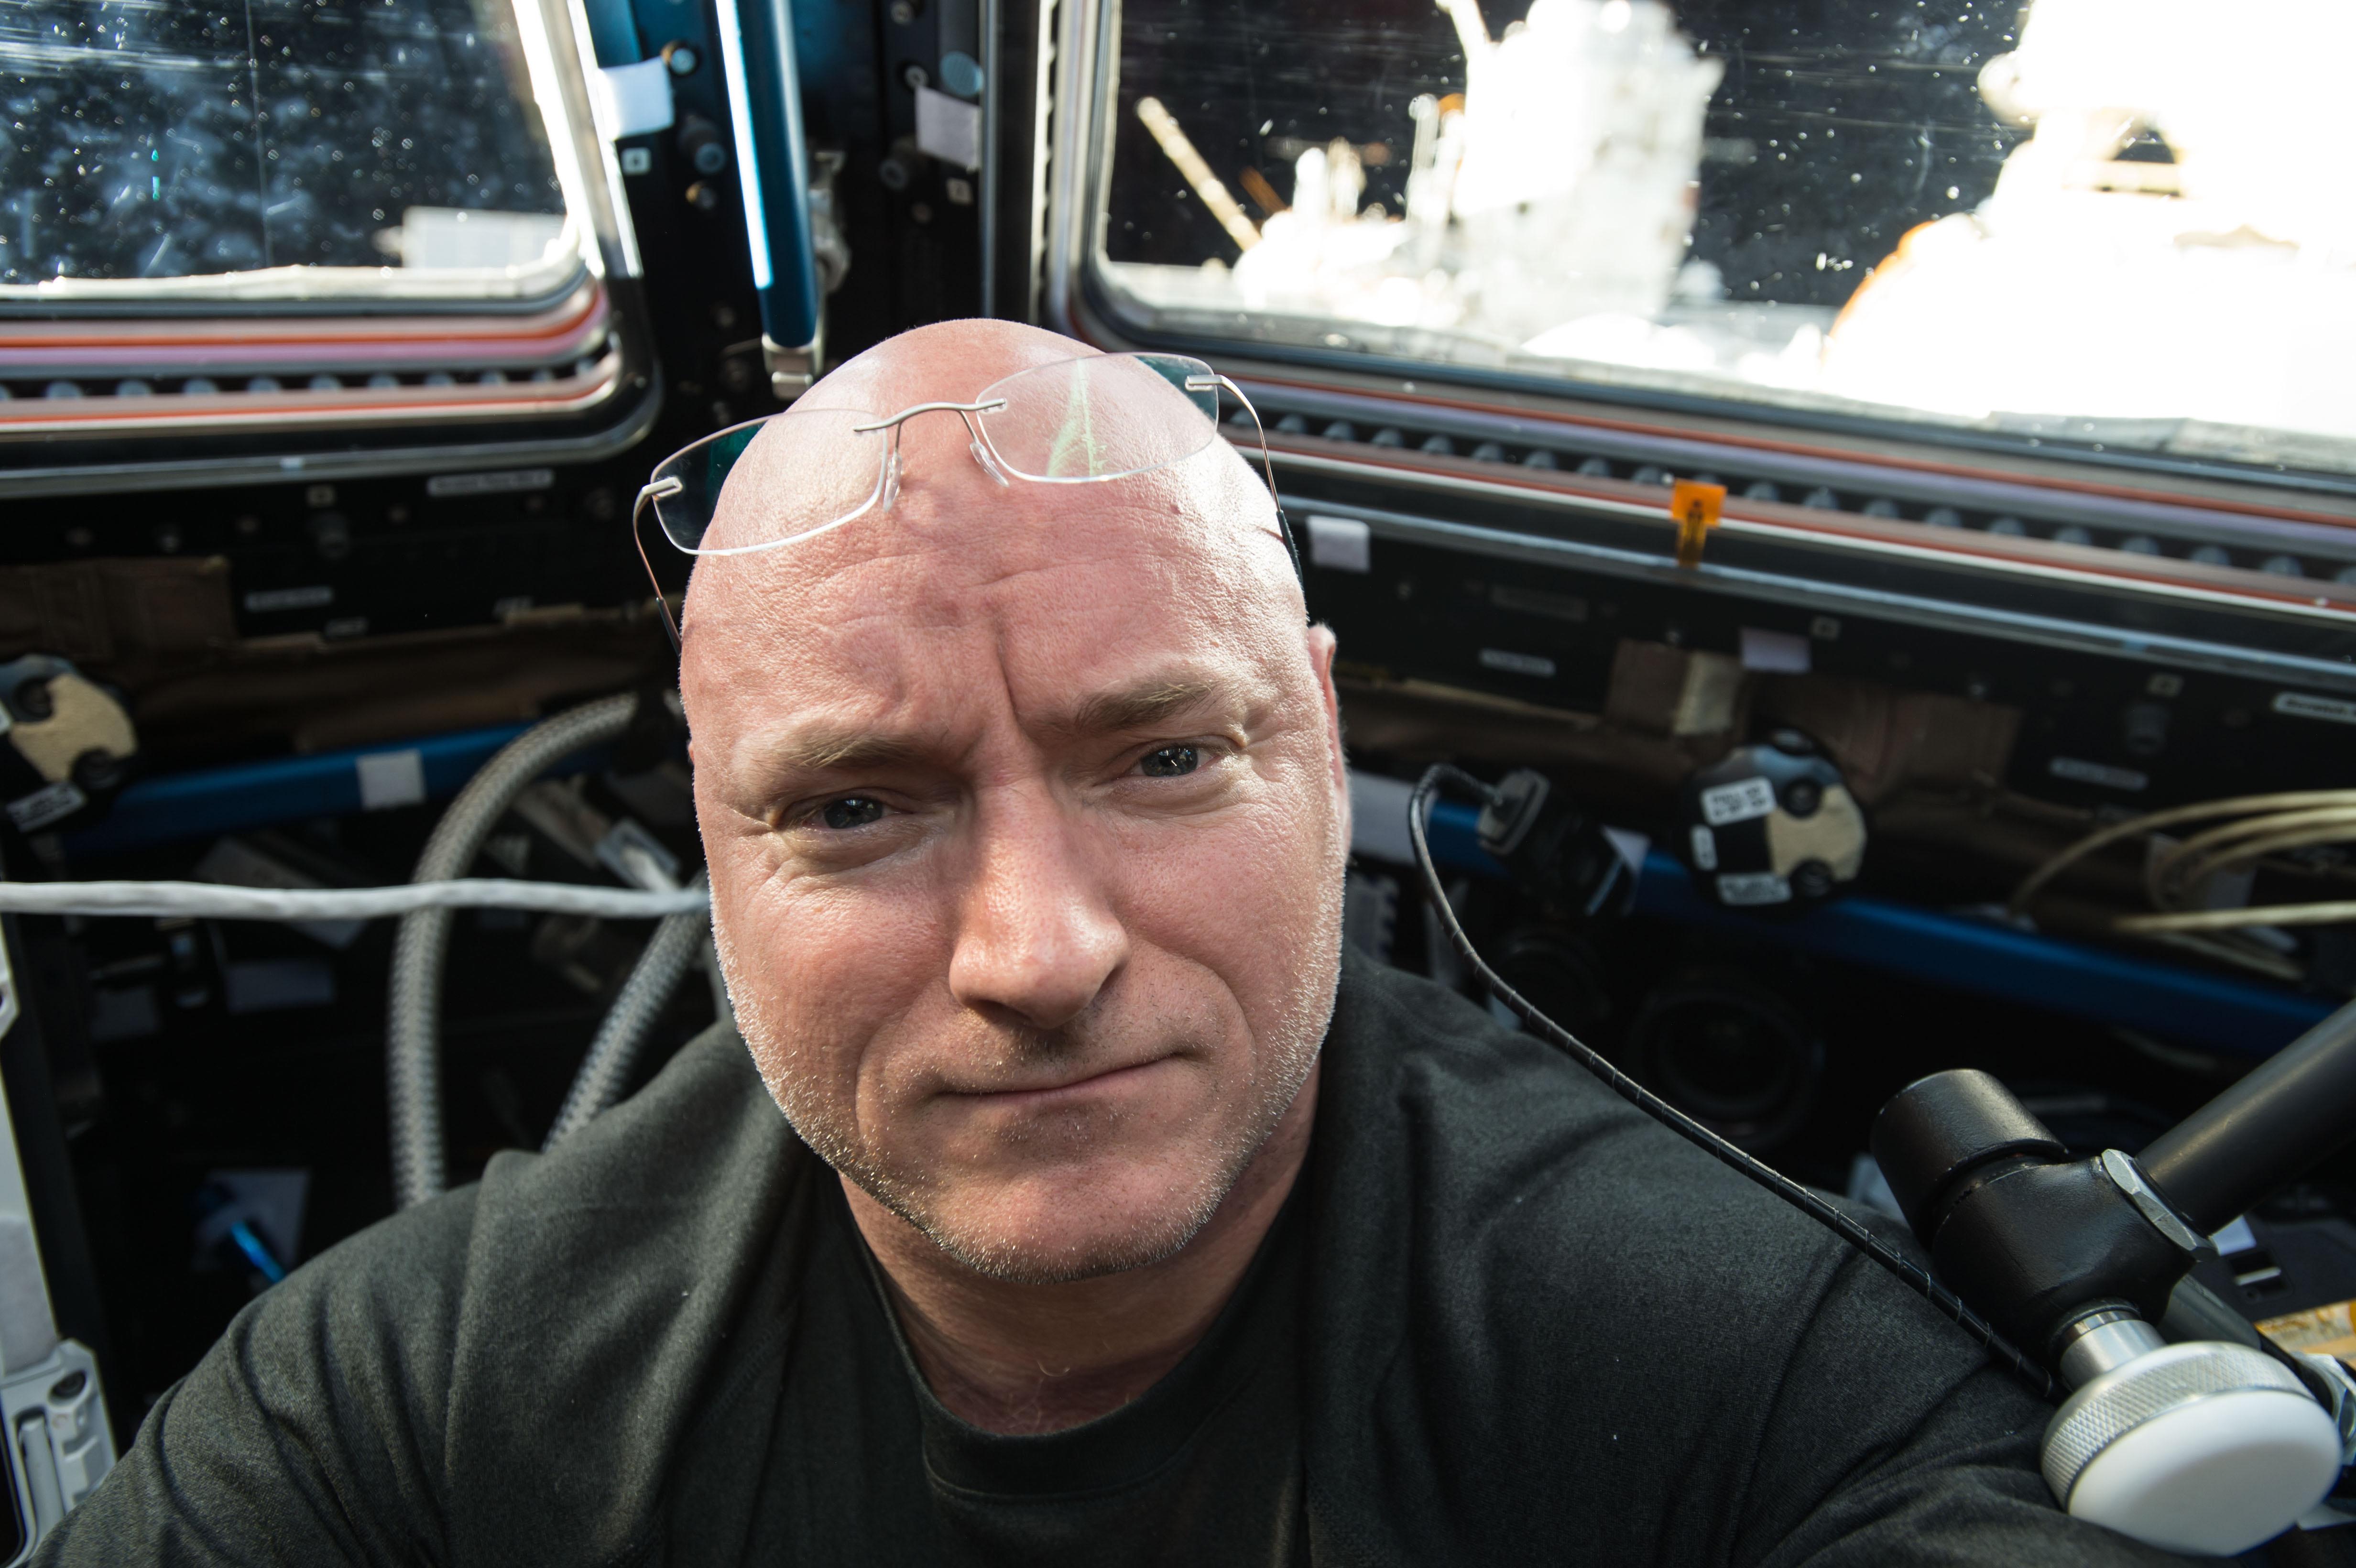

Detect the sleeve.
xmin=32 ymin=1188 xmax=480 ymax=1568
xmin=1741 ymin=1240 xmax=2199 ymax=1568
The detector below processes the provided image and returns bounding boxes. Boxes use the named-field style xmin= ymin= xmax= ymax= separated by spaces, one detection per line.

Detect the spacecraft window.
xmin=1 ymin=0 xmax=591 ymax=305
xmin=1088 ymin=0 xmax=2356 ymax=479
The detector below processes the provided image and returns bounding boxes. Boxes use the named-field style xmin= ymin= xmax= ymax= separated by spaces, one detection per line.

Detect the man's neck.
xmin=844 ymin=1060 xmax=1319 ymax=1437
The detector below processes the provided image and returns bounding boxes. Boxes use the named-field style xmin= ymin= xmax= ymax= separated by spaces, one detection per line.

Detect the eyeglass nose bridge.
xmin=847 ymin=397 xmax=1009 ymax=436
xmin=851 ymin=397 xmax=1014 ymax=495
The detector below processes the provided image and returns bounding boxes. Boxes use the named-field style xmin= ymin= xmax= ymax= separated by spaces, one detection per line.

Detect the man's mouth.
xmin=944 ymin=1055 xmax=1177 ymax=1110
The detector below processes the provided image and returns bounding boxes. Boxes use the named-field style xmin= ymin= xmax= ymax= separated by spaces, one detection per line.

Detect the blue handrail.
xmin=712 ymin=0 xmax=822 ymax=355
xmin=1423 ymin=798 xmax=2334 ymax=1058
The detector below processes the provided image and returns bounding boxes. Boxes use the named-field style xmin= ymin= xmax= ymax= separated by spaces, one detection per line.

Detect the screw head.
xmin=663 ymin=41 xmax=699 ymax=75
xmin=72 ymin=748 xmax=127 ymax=795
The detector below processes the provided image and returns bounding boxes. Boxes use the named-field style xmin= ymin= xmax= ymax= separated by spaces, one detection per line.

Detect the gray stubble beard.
xmin=709 ymin=856 xmax=1345 ymax=1286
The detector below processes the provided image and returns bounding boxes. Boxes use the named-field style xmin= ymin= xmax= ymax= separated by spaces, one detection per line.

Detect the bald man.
xmin=42 ymin=322 xmax=2187 ymax=1565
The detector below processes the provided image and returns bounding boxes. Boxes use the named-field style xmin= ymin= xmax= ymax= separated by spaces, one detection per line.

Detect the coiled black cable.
xmin=1408 ymin=763 xmax=2056 ymax=1400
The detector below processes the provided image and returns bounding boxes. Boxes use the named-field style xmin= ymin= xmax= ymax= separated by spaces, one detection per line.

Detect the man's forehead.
xmin=680 ymin=322 xmax=1302 ymax=750
xmin=698 ymin=479 xmax=1216 ymax=632
xmin=802 ymin=318 xmax=1088 ymax=409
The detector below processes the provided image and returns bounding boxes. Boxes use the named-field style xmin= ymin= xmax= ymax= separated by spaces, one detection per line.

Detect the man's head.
xmin=679 ymin=320 xmax=1348 ymax=1285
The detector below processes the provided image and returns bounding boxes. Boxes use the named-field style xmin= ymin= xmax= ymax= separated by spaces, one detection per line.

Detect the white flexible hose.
xmin=0 ymin=880 xmax=707 ymax=921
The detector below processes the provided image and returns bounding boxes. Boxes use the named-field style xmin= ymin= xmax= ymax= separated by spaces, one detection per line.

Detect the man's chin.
xmin=865 ymin=1162 xmax=1232 ymax=1285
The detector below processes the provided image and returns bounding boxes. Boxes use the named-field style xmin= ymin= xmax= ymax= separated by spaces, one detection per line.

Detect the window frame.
xmin=1039 ymin=0 xmax=2356 ymax=510
xmin=0 ymin=0 xmax=658 ymax=493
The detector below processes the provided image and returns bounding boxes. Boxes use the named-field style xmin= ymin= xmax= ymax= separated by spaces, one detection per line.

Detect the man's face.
xmin=680 ymin=331 xmax=1348 ymax=1284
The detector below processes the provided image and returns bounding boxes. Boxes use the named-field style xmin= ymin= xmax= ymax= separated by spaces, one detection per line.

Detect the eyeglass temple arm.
xmin=1207 ymin=375 xmax=1302 ymax=588
xmin=631 ymin=484 xmax=686 ymax=653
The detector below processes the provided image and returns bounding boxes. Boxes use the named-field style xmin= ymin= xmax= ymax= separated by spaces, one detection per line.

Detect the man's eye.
xmin=1139 ymin=745 xmax=1200 ymax=778
xmin=818 ymin=796 xmax=887 ymax=829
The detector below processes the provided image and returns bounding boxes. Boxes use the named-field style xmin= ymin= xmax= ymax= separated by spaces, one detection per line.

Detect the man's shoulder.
xmin=304 ymin=1021 xmax=810 ymax=1561
xmin=1306 ymin=955 xmax=2102 ymax=1565
xmin=1329 ymin=951 xmax=1951 ymax=1309
xmin=437 ymin=1021 xmax=812 ymax=1551
xmin=55 ymin=1025 xmax=817 ymax=1567
xmin=470 ymin=1015 xmax=802 ymax=1233
xmin=1319 ymin=941 xmax=1997 ymax=1384
xmin=303 ymin=1015 xmax=810 ymax=1393
xmin=266 ymin=1018 xmax=797 ymax=1332
xmin=1326 ymin=952 xmax=1765 ymax=1209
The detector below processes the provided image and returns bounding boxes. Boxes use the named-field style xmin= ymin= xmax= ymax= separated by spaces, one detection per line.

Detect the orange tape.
xmin=1671 ymin=479 xmax=1725 ymax=569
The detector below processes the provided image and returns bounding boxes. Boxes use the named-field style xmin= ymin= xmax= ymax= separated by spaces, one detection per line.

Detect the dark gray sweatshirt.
xmin=39 ymin=952 xmax=2189 ymax=1565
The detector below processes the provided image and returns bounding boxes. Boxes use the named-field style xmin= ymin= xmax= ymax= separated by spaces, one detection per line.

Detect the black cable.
xmin=1408 ymin=763 xmax=2057 ymax=1400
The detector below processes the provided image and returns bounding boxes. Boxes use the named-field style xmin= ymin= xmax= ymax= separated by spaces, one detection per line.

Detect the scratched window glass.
xmin=0 ymin=0 xmax=567 ymax=292
xmin=1100 ymin=0 xmax=2356 ymax=475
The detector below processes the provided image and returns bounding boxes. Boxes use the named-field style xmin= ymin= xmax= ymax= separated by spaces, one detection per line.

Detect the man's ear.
xmin=1307 ymin=623 xmax=1348 ymax=836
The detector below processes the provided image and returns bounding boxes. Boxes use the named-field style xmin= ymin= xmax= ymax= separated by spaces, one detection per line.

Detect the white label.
xmin=2049 ymin=756 xmax=2149 ymax=792
xmin=915 ymin=85 xmax=982 ymax=170
xmin=356 ymin=750 xmax=426 ymax=811
xmin=243 ymin=585 xmax=333 ymax=613
xmin=1739 ymin=627 xmax=1811 ymax=674
xmin=1688 ymin=825 xmax=1718 ymax=871
xmin=5 ymin=780 xmax=85 ymax=832
xmin=2273 ymin=691 xmax=2356 ymax=726
xmin=1305 ymin=515 xmax=1371 ymax=573
xmin=1700 ymin=776 xmax=1776 ymax=826
xmin=589 ymin=57 xmax=676 ymax=140
xmin=426 ymin=468 xmax=555 ymax=499
xmin=1717 ymin=871 xmax=1791 ymax=906
xmin=1478 ymin=648 xmax=1556 ymax=678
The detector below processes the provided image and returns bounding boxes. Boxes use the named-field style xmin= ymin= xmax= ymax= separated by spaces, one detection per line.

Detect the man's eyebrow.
xmin=761 ymin=727 xmax=931 ymax=778
xmin=750 ymin=676 xmax=1240 ymax=780
xmin=1051 ymin=677 xmax=1225 ymax=738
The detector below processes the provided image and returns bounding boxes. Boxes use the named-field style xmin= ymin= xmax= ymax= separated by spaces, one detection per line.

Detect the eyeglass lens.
xmin=645 ymin=353 xmax=1229 ymax=557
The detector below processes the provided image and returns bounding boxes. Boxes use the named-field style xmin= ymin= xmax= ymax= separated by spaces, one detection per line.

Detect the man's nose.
xmin=947 ymin=791 xmax=1129 ymax=1031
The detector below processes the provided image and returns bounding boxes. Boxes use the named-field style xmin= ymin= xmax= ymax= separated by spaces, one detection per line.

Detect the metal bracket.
xmin=2101 ymin=1147 xmax=2217 ymax=1260
xmin=764 ymin=326 xmax=824 ymax=403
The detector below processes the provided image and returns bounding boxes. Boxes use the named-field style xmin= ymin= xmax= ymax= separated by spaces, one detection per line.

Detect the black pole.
xmin=2140 ymin=997 xmax=2356 ymax=1235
